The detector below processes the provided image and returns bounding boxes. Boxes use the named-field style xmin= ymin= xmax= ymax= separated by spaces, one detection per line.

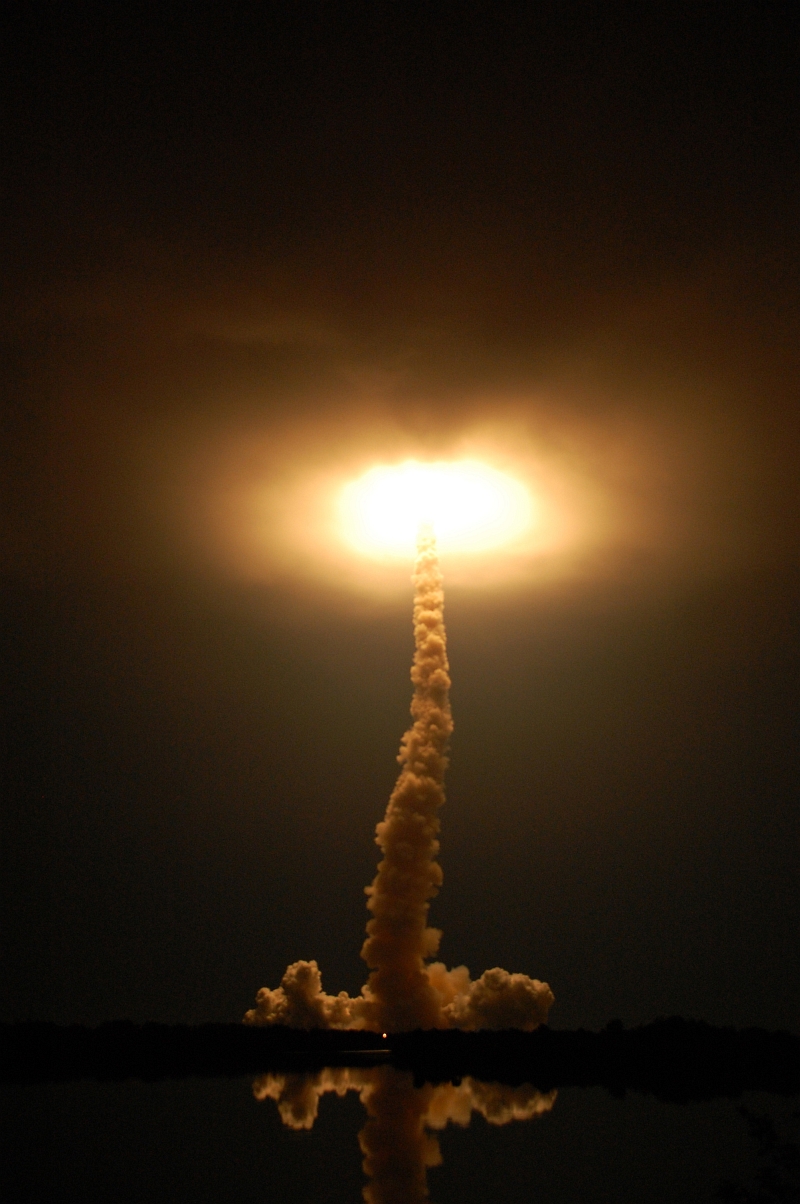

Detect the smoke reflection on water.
xmin=253 ymin=1065 xmax=556 ymax=1203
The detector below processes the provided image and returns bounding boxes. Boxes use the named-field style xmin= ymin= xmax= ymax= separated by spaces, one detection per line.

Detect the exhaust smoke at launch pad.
xmin=245 ymin=519 xmax=553 ymax=1033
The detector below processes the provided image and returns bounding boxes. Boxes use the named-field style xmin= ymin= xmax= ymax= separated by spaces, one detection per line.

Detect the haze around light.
xmin=338 ymin=460 xmax=535 ymax=559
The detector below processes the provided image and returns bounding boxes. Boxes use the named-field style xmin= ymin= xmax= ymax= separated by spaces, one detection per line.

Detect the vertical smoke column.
xmin=244 ymin=515 xmax=553 ymax=1032
xmin=360 ymin=525 xmax=453 ymax=1032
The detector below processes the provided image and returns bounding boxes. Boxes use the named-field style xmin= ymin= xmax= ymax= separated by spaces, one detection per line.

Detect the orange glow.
xmin=170 ymin=407 xmax=653 ymax=598
xmin=337 ymin=460 xmax=535 ymax=560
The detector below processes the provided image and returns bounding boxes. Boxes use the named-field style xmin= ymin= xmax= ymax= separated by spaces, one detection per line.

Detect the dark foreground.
xmin=2 ymin=1019 xmax=798 ymax=1102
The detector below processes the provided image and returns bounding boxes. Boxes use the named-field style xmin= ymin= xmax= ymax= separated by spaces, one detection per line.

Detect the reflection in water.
xmin=254 ymin=1065 xmax=556 ymax=1202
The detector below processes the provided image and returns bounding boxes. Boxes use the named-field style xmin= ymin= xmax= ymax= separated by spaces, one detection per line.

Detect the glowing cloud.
xmin=338 ymin=459 xmax=535 ymax=560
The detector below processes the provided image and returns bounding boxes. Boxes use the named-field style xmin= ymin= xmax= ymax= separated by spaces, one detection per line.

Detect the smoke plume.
xmin=245 ymin=528 xmax=553 ymax=1031
xmin=358 ymin=524 xmax=454 ymax=1032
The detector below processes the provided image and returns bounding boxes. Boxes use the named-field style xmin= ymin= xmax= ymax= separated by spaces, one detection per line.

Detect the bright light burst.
xmin=338 ymin=459 xmax=535 ymax=559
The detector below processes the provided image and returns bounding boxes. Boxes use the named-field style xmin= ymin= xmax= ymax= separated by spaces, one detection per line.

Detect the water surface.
xmin=3 ymin=1069 xmax=795 ymax=1203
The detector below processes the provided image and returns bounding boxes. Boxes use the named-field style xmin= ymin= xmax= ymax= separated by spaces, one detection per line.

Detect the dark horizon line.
xmin=2 ymin=1017 xmax=798 ymax=1103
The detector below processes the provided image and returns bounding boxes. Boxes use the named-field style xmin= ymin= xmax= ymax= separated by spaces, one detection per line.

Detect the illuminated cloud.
xmin=185 ymin=403 xmax=617 ymax=597
xmin=338 ymin=459 xmax=535 ymax=560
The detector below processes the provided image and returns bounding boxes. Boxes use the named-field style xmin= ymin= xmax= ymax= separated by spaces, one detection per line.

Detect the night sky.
xmin=2 ymin=2 xmax=799 ymax=1034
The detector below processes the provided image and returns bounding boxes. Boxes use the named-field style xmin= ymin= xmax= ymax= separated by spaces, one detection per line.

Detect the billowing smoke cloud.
xmin=254 ymin=1066 xmax=556 ymax=1203
xmin=245 ymin=529 xmax=554 ymax=1032
xmin=242 ymin=959 xmax=358 ymax=1029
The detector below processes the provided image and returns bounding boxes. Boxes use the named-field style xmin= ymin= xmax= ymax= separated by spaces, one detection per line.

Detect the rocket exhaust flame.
xmin=245 ymin=526 xmax=554 ymax=1032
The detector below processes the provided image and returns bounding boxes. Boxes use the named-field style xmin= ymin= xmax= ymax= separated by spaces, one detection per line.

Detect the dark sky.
xmin=2 ymin=1 xmax=799 ymax=1031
